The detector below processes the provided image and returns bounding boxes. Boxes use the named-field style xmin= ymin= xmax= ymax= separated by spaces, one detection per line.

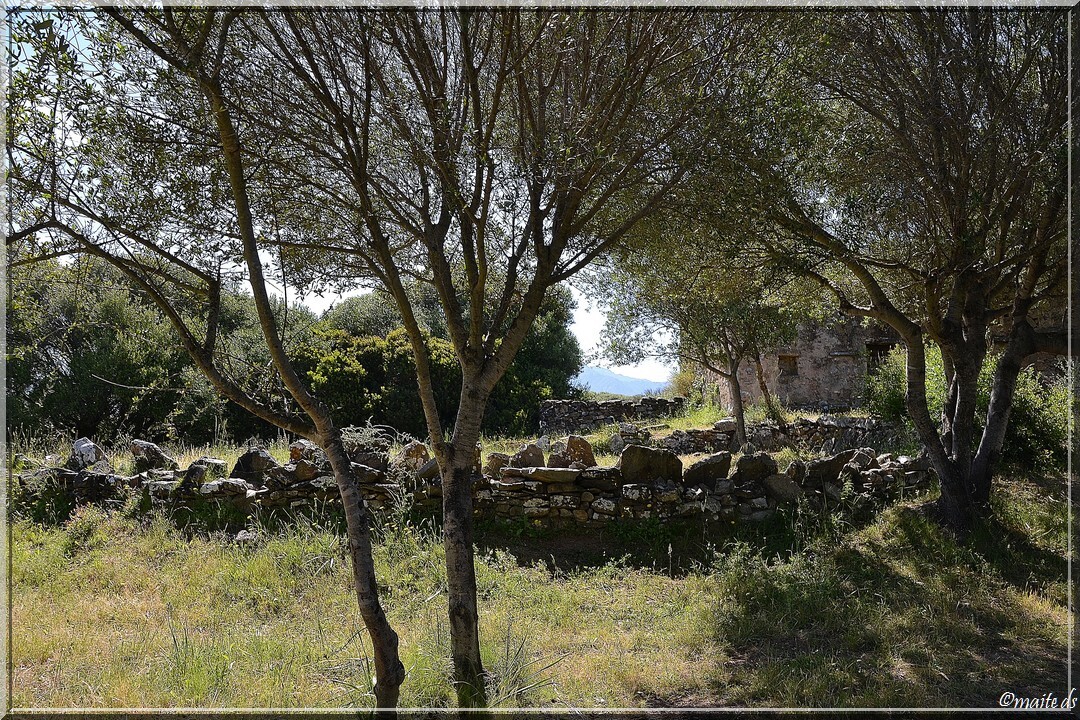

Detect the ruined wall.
xmin=709 ymin=319 xmax=900 ymax=411
xmin=15 ymin=416 xmax=925 ymax=532
xmin=539 ymin=396 xmax=686 ymax=434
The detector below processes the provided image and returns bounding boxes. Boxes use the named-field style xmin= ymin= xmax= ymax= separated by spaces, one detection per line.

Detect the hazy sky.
xmin=568 ymin=288 xmax=675 ymax=383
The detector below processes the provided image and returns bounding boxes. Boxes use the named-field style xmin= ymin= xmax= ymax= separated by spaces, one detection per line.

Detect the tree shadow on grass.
xmin=678 ymin=506 xmax=1069 ymax=709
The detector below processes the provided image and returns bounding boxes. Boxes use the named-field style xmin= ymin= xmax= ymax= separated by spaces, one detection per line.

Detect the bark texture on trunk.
xmin=753 ymin=354 xmax=785 ymax=428
xmin=439 ymin=436 xmax=488 ymax=707
xmin=323 ymin=432 xmax=406 ymax=708
xmin=728 ymin=361 xmax=748 ymax=448
xmin=422 ymin=381 xmax=491 ymax=707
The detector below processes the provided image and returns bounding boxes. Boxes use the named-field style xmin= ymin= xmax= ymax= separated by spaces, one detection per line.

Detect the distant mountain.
xmin=574 ymin=366 xmax=668 ymax=396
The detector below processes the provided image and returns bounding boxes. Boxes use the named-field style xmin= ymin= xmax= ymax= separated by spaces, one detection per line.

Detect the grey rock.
xmin=393 ymin=441 xmax=430 ymax=472
xmin=131 ymin=439 xmax=179 ymax=472
xmin=578 ymin=466 xmax=622 ymax=491
xmin=182 ymin=463 xmax=208 ymax=487
xmin=510 ymin=443 xmax=545 ymax=469
xmin=591 ymin=497 xmax=617 ymax=515
xmin=713 ymin=418 xmax=737 ymax=433
xmin=683 ymin=452 xmax=732 ymax=490
xmin=417 ymin=457 xmax=441 ymax=481
xmin=230 ymin=446 xmax=279 ymax=484
xmin=732 ymin=452 xmax=777 ymax=484
xmin=195 ymin=457 xmax=229 ymax=478
xmin=805 ymin=449 xmax=860 ymax=486
xmin=235 ymin=529 xmax=258 ymax=544
xmin=68 ymin=438 xmax=109 ymax=472
xmin=483 ymin=452 xmax=510 ymax=478
xmin=289 ymin=439 xmax=324 ymax=464
xmin=547 ymin=451 xmax=572 ymax=468
xmin=293 ymin=459 xmax=321 ymax=482
xmin=621 ymin=484 xmax=652 ymax=502
xmin=502 ymin=466 xmax=581 ymax=484
xmin=617 ymin=445 xmax=682 ymax=486
xmin=763 ymin=474 xmax=803 ymax=503
xmin=564 ymin=435 xmax=597 ymax=468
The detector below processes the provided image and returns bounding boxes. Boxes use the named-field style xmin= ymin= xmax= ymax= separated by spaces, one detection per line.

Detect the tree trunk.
xmin=727 ymin=360 xmax=748 ymax=448
xmin=753 ymin=353 xmax=784 ymax=428
xmin=900 ymin=334 xmax=976 ymax=533
xmin=969 ymin=322 xmax=1033 ymax=506
xmin=438 ymin=394 xmax=488 ymax=707
xmin=323 ymin=431 xmax=406 ymax=708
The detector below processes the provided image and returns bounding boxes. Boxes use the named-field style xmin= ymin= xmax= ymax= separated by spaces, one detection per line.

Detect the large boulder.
xmin=510 ymin=443 xmax=545 ymax=468
xmin=67 ymin=438 xmax=110 ymax=472
xmin=682 ymin=452 xmax=731 ymax=490
xmin=617 ymin=445 xmax=682 ymax=486
xmin=230 ymin=447 xmax=280 ymax=485
xmin=731 ymin=452 xmax=777 ymax=484
xmin=131 ymin=439 xmax=179 ymax=472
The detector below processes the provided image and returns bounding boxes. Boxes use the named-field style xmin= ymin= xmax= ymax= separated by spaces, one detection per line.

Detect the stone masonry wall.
xmin=15 ymin=416 xmax=928 ymax=532
xmin=539 ymin=396 xmax=686 ymax=434
xmin=709 ymin=318 xmax=901 ymax=411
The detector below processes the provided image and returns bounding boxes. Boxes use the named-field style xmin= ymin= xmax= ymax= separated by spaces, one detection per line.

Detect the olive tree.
xmin=7 ymin=9 xmax=409 ymax=705
xmin=235 ymin=9 xmax=750 ymax=703
xmin=742 ymin=10 xmax=1070 ymax=531
xmin=10 ymin=7 xmax=754 ymax=706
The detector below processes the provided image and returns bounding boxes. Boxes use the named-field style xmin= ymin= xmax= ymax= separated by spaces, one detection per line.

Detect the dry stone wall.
xmin=539 ymin=397 xmax=686 ymax=434
xmin=15 ymin=416 xmax=930 ymax=531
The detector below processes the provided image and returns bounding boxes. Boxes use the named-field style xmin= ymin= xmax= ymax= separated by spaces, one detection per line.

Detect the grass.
xmin=11 ymin=464 xmax=1070 ymax=709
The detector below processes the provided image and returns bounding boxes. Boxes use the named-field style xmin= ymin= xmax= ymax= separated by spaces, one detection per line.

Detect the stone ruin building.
xmin=709 ymin=317 xmax=901 ymax=412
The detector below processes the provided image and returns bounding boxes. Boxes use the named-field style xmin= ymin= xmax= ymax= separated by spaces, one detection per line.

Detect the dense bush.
xmin=296 ymin=289 xmax=584 ymax=438
xmin=293 ymin=328 xmax=463 ymax=439
xmin=9 ymin=258 xmax=583 ymax=443
xmin=866 ymin=344 xmax=1068 ymax=468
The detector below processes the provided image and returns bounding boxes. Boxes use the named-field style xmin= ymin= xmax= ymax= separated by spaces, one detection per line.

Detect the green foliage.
xmin=299 ymin=285 xmax=583 ymax=438
xmin=5 ymin=256 xmax=294 ymax=445
xmin=866 ymin=345 xmax=1068 ymax=468
xmin=295 ymin=327 xmax=462 ymax=439
xmin=7 ymin=257 xmax=189 ymax=440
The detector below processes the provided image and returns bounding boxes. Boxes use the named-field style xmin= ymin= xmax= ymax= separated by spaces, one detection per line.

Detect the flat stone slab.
xmin=502 ymin=466 xmax=582 ymax=484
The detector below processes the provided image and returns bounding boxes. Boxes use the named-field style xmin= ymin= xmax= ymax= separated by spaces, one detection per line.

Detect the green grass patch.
xmin=11 ymin=467 xmax=1069 ymax=710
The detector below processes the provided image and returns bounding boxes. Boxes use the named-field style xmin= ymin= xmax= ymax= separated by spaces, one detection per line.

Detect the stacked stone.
xmin=539 ymin=397 xmax=686 ymax=434
xmin=17 ymin=427 xmax=934 ymax=529
xmin=659 ymin=428 xmax=733 ymax=455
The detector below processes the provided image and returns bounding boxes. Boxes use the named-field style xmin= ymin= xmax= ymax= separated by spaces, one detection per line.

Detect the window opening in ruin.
xmin=866 ymin=342 xmax=896 ymax=372
xmin=778 ymin=354 xmax=799 ymax=377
